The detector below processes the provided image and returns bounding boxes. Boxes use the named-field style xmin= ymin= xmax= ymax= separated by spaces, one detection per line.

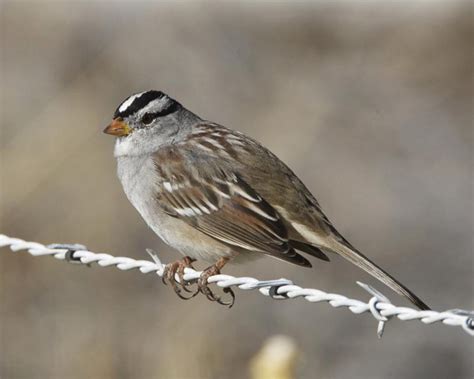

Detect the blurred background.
xmin=0 ymin=1 xmax=472 ymax=378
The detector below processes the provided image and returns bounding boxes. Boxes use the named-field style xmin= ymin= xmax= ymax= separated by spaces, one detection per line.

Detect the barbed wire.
xmin=0 ymin=233 xmax=472 ymax=337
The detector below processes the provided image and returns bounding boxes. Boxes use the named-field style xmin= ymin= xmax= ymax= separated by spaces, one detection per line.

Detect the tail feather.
xmin=331 ymin=242 xmax=430 ymax=310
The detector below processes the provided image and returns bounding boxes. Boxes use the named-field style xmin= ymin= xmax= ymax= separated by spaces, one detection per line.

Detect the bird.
xmin=103 ymin=89 xmax=429 ymax=310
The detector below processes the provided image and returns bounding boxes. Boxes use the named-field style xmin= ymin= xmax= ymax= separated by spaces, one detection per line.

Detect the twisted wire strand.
xmin=1 ymin=234 xmax=472 ymax=337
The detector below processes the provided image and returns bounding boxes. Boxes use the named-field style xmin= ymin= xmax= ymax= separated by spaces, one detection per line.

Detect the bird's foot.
xmin=162 ymin=256 xmax=197 ymax=299
xmin=198 ymin=257 xmax=235 ymax=308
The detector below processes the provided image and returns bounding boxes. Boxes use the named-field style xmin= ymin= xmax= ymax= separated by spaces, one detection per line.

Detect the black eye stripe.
xmin=155 ymin=101 xmax=181 ymax=117
xmin=139 ymin=101 xmax=181 ymax=126
xmin=152 ymin=102 xmax=181 ymax=119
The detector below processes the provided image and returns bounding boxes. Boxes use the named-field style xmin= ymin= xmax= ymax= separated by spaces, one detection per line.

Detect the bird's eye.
xmin=141 ymin=113 xmax=155 ymax=125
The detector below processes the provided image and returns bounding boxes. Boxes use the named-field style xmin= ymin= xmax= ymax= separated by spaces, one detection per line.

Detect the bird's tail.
xmin=329 ymin=241 xmax=430 ymax=310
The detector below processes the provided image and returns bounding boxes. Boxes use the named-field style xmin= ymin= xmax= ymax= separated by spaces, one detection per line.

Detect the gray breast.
xmin=116 ymin=155 xmax=166 ymax=233
xmin=115 ymin=154 xmax=236 ymax=261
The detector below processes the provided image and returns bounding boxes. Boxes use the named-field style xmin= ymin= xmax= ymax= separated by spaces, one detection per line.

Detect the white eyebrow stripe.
xmin=118 ymin=92 xmax=146 ymax=113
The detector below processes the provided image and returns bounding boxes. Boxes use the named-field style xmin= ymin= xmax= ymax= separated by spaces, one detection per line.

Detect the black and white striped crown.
xmin=114 ymin=90 xmax=173 ymax=119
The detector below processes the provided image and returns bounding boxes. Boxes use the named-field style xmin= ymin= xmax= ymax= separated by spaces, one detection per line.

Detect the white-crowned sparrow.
xmin=104 ymin=90 xmax=429 ymax=309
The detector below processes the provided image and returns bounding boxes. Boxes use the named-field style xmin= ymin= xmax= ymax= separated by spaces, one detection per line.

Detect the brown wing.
xmin=151 ymin=124 xmax=429 ymax=310
xmin=152 ymin=148 xmax=311 ymax=266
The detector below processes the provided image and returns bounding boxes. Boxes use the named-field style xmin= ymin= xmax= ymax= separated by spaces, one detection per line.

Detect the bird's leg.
xmin=176 ymin=256 xmax=197 ymax=293
xmin=198 ymin=257 xmax=235 ymax=308
xmin=162 ymin=256 xmax=196 ymax=300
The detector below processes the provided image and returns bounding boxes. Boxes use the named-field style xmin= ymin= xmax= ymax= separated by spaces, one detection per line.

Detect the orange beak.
xmin=103 ymin=118 xmax=131 ymax=137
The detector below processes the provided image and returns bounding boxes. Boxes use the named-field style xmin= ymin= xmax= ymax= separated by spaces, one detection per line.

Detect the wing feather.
xmin=153 ymin=148 xmax=310 ymax=265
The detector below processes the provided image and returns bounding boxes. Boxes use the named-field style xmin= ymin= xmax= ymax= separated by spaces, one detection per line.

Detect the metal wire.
xmin=1 ymin=234 xmax=472 ymax=337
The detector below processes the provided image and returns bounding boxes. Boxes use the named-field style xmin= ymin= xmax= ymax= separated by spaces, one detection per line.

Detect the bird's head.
xmin=104 ymin=90 xmax=197 ymax=156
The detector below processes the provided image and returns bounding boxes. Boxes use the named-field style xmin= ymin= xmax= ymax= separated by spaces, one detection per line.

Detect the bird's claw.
xmin=197 ymin=262 xmax=235 ymax=308
xmin=162 ymin=257 xmax=197 ymax=299
xmin=161 ymin=256 xmax=234 ymax=307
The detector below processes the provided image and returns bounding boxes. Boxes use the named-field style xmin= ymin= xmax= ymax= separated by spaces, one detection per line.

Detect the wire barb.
xmin=357 ymin=281 xmax=392 ymax=338
xmin=1 ymin=234 xmax=472 ymax=337
xmin=47 ymin=243 xmax=88 ymax=264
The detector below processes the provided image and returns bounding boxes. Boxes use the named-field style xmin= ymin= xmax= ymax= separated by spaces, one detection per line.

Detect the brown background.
xmin=0 ymin=1 xmax=472 ymax=378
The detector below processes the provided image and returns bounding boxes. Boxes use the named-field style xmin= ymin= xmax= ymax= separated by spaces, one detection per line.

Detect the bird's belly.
xmin=151 ymin=215 xmax=237 ymax=262
xmin=116 ymin=155 xmax=235 ymax=262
